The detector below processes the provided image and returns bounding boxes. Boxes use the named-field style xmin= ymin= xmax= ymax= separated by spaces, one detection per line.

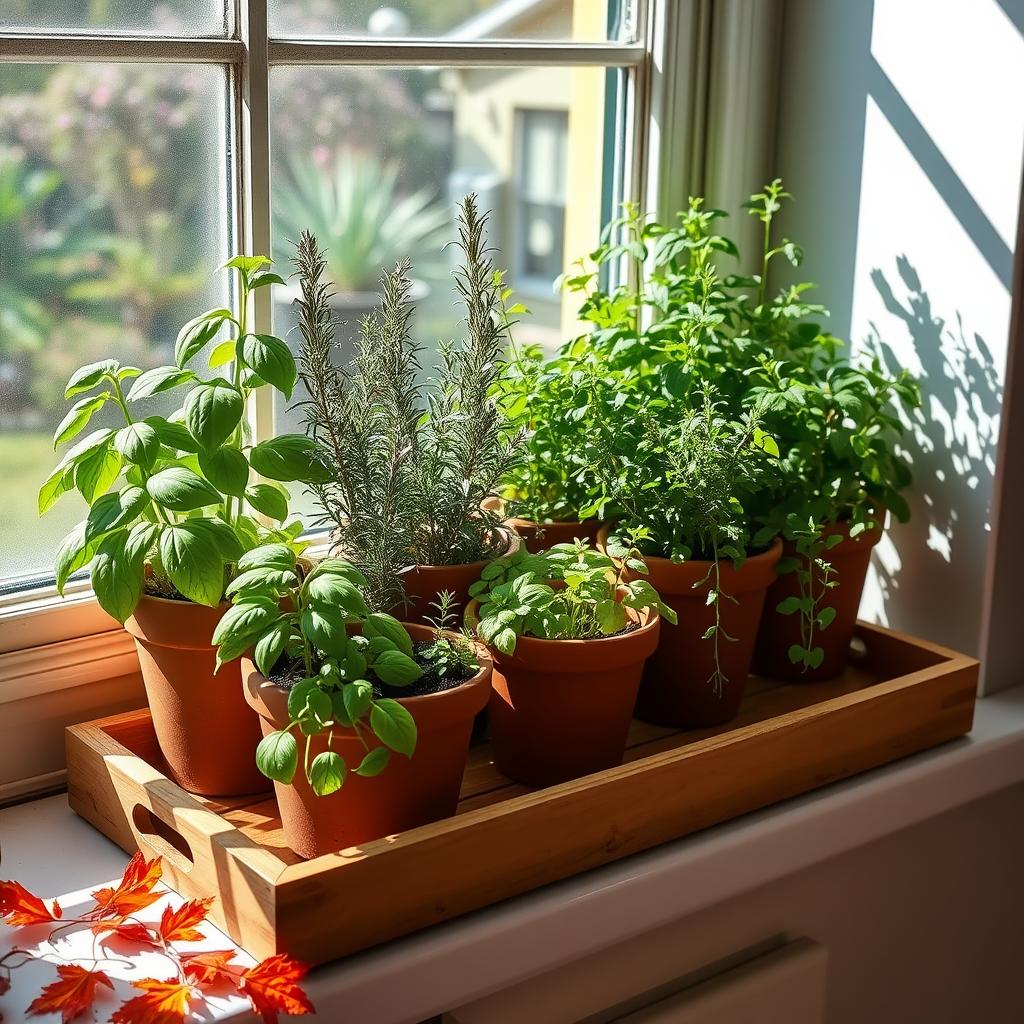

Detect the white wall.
xmin=774 ymin=0 xmax=1024 ymax=657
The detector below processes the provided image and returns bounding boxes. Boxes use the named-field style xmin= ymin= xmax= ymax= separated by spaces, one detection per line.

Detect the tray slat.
xmin=66 ymin=622 xmax=977 ymax=964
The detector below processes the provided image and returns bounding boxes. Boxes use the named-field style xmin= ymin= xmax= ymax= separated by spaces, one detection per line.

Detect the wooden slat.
xmin=65 ymin=623 xmax=978 ymax=964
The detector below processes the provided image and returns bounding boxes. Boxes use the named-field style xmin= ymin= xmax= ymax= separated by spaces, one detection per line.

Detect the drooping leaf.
xmin=253 ymin=618 xmax=291 ymax=676
xmin=238 ymin=953 xmax=314 ymax=1023
xmin=159 ymin=521 xmax=226 ymax=607
xmin=308 ymin=751 xmax=346 ymax=796
xmin=300 ymin=605 xmax=348 ymax=658
xmin=175 ymin=308 xmax=232 ymax=368
xmin=354 ymin=746 xmax=391 ymax=777
xmin=54 ymin=521 xmax=97 ymax=593
xmin=53 ymin=394 xmax=108 ymax=448
xmin=369 ymin=699 xmax=417 ymax=757
xmin=0 ymin=879 xmax=62 ymax=925
xmin=91 ymin=530 xmax=145 ymax=624
xmin=27 ymin=964 xmax=113 ymax=1023
xmin=239 ymin=333 xmax=298 ymax=400
xmin=255 ymin=730 xmax=298 ymax=784
xmin=74 ymin=443 xmax=122 ymax=504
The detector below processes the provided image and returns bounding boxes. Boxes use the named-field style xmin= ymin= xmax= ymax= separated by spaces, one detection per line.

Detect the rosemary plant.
xmin=293 ymin=195 xmax=524 ymax=610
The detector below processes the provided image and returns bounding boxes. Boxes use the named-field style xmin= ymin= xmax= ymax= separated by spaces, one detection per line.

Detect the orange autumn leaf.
xmin=27 ymin=965 xmax=113 ymax=1023
xmin=91 ymin=851 xmax=163 ymax=919
xmin=239 ymin=954 xmax=314 ymax=1024
xmin=92 ymin=919 xmax=159 ymax=946
xmin=0 ymin=880 xmax=62 ymax=926
xmin=180 ymin=949 xmax=239 ymax=988
xmin=110 ymin=979 xmax=193 ymax=1024
xmin=158 ymin=898 xmax=213 ymax=943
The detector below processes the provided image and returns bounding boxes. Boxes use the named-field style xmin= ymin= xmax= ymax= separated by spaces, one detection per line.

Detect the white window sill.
xmin=3 ymin=686 xmax=1023 ymax=1024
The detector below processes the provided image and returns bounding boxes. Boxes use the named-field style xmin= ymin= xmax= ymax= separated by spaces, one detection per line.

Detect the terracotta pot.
xmin=754 ymin=521 xmax=883 ymax=682
xmin=472 ymin=599 xmax=661 ymax=787
xmin=243 ymin=624 xmax=492 ymax=859
xmin=124 ymin=595 xmax=266 ymax=796
xmin=507 ymin=517 xmax=601 ymax=553
xmin=398 ymin=528 xmax=520 ymax=625
xmin=598 ymin=527 xmax=782 ymax=729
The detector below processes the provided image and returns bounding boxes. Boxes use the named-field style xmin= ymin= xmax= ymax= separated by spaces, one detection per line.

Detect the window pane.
xmin=0 ymin=63 xmax=233 ymax=585
xmin=1 ymin=0 xmax=230 ymax=36
xmin=270 ymin=0 xmax=628 ymax=41
xmin=269 ymin=62 xmax=621 ymax=442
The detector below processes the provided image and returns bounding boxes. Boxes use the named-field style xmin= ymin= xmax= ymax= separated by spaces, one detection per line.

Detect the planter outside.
xmin=124 ymin=595 xmax=266 ymax=796
xmin=598 ymin=527 xmax=782 ymax=729
xmin=398 ymin=528 xmax=520 ymax=625
xmin=472 ymin=599 xmax=661 ymax=787
xmin=754 ymin=520 xmax=884 ymax=682
xmin=242 ymin=623 xmax=492 ymax=859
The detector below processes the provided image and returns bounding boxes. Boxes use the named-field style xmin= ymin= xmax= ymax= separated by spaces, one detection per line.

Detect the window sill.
xmin=2 ymin=685 xmax=1023 ymax=1024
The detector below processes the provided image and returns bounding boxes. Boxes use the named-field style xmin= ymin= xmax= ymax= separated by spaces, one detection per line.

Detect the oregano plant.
xmin=39 ymin=255 xmax=331 ymax=622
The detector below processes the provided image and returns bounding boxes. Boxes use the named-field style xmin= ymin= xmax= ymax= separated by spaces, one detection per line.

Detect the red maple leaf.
xmin=179 ymin=949 xmax=240 ymax=988
xmin=157 ymin=898 xmax=213 ymax=943
xmin=110 ymin=978 xmax=193 ymax=1024
xmin=26 ymin=965 xmax=113 ymax=1023
xmin=0 ymin=880 xmax=62 ymax=926
xmin=90 ymin=852 xmax=163 ymax=919
xmin=92 ymin=919 xmax=159 ymax=946
xmin=239 ymin=954 xmax=314 ymax=1024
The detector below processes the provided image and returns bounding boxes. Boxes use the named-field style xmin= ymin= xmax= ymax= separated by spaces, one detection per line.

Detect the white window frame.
xmin=0 ymin=0 xmax=696 ymax=676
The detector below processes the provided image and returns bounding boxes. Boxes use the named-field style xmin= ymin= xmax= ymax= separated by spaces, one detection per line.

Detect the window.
xmin=0 ymin=0 xmax=652 ymax=616
xmin=515 ymin=108 xmax=569 ymax=292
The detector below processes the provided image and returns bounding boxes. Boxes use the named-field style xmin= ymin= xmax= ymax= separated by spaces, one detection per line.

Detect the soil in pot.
xmin=125 ymin=593 xmax=267 ymax=797
xmin=754 ymin=520 xmax=883 ymax=682
xmin=478 ymin=601 xmax=661 ymax=787
xmin=398 ymin=528 xmax=520 ymax=626
xmin=598 ymin=527 xmax=782 ymax=729
xmin=243 ymin=623 xmax=492 ymax=859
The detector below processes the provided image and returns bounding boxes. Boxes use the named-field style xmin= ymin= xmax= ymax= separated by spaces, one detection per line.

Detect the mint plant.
xmin=469 ymin=536 xmax=676 ymax=655
xmin=39 ymin=255 xmax=330 ymax=622
xmin=213 ymin=544 xmax=423 ymax=796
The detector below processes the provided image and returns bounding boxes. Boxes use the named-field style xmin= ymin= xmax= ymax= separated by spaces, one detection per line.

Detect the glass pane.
xmin=269 ymin=63 xmax=620 ymax=447
xmin=270 ymin=0 xmax=627 ymax=41
xmin=0 ymin=63 xmax=232 ymax=585
xmin=1 ymin=0 xmax=230 ymax=36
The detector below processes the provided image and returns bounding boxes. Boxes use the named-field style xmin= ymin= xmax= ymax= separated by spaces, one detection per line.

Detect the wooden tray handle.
xmin=130 ymin=802 xmax=196 ymax=875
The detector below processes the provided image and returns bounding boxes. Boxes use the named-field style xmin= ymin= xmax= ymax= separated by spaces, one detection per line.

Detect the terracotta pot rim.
xmin=507 ymin=516 xmax=597 ymax=529
xmin=242 ymin=623 xmax=493 ymax=717
xmin=400 ymin=526 xmax=520 ymax=574
xmin=597 ymin=525 xmax=783 ymax=568
xmin=132 ymin=592 xmax=228 ymax=611
xmin=466 ymin=598 xmax=658 ymax=651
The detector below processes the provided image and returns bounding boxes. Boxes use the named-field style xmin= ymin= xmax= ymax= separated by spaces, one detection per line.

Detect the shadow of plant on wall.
xmin=863 ymin=255 xmax=1001 ymax=653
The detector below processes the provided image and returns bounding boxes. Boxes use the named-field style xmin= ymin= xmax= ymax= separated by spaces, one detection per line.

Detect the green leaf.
xmin=805 ymin=646 xmax=825 ymax=669
xmin=91 ymin=530 xmax=144 ymax=623
xmin=776 ymin=596 xmax=802 ymax=616
xmin=185 ymin=380 xmax=244 ymax=452
xmin=249 ymin=272 xmax=286 ymax=290
xmin=237 ymin=543 xmax=295 ymax=572
xmin=85 ymin=486 xmax=148 ymax=542
xmin=239 ymin=334 xmax=297 ymax=400
xmin=308 ymin=751 xmax=346 ymax=796
xmin=595 ymin=599 xmax=626 ymax=634
xmin=244 ymin=483 xmax=289 ymax=521
xmin=147 ymin=466 xmax=222 ymax=511
xmin=250 ymin=434 xmax=330 ymax=483
xmin=54 ymin=521 xmax=96 ymax=594
xmin=175 ymin=308 xmax=232 ymax=368
xmin=816 ymin=606 xmax=837 ymax=630
xmin=65 ymin=359 xmax=118 ymax=399
xmin=369 ymin=699 xmax=417 ymax=757
xmin=307 ymin=573 xmax=370 ymax=618
xmin=227 ymin=566 xmax=297 ymax=597
xmin=74 ymin=445 xmax=122 ymax=504
xmin=113 ymin=422 xmax=160 ymax=469
xmin=186 ymin=517 xmax=244 ymax=562
xmin=213 ymin=596 xmax=281 ymax=646
xmin=363 ymin=613 xmax=414 ymax=657
xmin=254 ymin=618 xmax=291 ymax=676
xmin=287 ymin=679 xmax=320 ymax=720
xmin=752 ymin=427 xmax=780 ymax=458
xmin=208 ymin=340 xmax=236 ymax=369
xmin=144 ymin=416 xmax=201 ymax=454
xmin=127 ymin=366 xmax=197 ymax=402
xmin=354 ymin=747 xmax=391 ymax=778
xmin=38 ymin=464 xmax=75 ymax=516
xmin=493 ymin=626 xmax=518 ymax=654
xmin=199 ymin=445 xmax=249 ymax=497
xmin=343 ymin=679 xmax=374 ymax=723
xmin=788 ymin=644 xmax=806 ymax=665
xmin=125 ymin=521 xmax=159 ymax=566
xmin=255 ymin=730 xmax=297 ymax=784
xmin=301 ymin=605 xmax=348 ymax=657
xmin=373 ymin=649 xmax=423 ymax=687
xmin=159 ymin=521 xmax=226 ymax=607
xmin=223 ymin=255 xmax=271 ymax=275
xmin=53 ymin=394 xmax=108 ymax=447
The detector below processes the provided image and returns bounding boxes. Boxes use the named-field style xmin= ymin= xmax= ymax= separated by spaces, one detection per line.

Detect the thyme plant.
xmin=294 ymin=195 xmax=524 ymax=610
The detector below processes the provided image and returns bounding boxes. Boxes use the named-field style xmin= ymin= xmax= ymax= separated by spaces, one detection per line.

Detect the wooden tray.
xmin=66 ymin=622 xmax=977 ymax=965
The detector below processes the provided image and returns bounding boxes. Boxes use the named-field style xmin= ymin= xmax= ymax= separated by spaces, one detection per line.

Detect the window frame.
xmin=0 ymin=0 xmax=673 ymax=655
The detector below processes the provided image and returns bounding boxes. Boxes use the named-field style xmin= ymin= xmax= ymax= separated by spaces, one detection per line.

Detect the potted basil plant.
xmin=466 ymin=537 xmax=674 ymax=787
xmin=215 ymin=544 xmax=491 ymax=859
xmin=40 ymin=255 xmax=329 ymax=796
xmin=293 ymin=195 xmax=524 ymax=623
